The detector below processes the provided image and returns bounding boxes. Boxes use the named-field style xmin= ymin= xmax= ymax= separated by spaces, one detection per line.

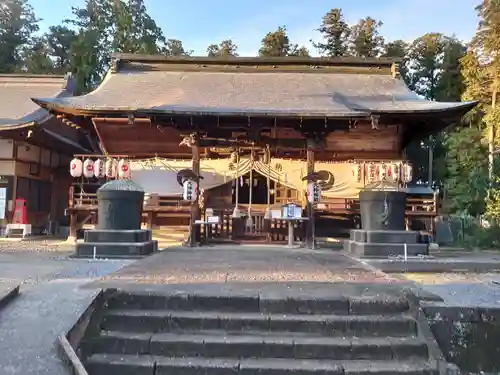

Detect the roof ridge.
xmin=111 ymin=53 xmax=400 ymax=73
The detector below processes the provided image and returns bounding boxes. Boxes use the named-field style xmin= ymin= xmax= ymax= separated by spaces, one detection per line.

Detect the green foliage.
xmin=258 ymin=26 xmax=308 ymax=57
xmin=0 ymin=0 xmax=39 ymax=73
xmin=443 ymin=127 xmax=489 ymax=216
xmin=207 ymin=39 xmax=238 ymax=57
xmin=312 ymin=8 xmax=350 ymax=57
xmin=163 ymin=39 xmax=192 ymax=56
xmin=347 ymin=17 xmax=384 ymax=58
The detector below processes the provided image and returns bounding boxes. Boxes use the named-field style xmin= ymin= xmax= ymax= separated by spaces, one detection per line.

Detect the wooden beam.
xmin=306 ymin=139 xmax=315 ymax=249
xmin=189 ymin=133 xmax=201 ymax=247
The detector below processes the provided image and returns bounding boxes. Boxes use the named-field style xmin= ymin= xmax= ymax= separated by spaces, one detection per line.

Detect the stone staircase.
xmin=80 ymin=287 xmax=441 ymax=375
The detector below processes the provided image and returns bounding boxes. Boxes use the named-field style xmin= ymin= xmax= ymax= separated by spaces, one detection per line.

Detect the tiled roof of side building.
xmin=31 ymin=54 xmax=478 ymax=118
xmin=0 ymin=73 xmax=76 ymax=129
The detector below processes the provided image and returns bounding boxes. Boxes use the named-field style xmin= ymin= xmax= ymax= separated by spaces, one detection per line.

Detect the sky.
xmin=29 ymin=0 xmax=481 ymax=56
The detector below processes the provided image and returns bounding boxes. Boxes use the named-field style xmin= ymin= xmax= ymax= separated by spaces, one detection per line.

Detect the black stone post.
xmin=359 ymin=190 xmax=406 ymax=231
xmin=75 ymin=180 xmax=158 ymax=258
xmin=97 ymin=180 xmax=145 ymax=230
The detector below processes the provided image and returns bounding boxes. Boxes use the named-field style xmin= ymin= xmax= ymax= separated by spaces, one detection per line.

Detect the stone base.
xmin=75 ymin=228 xmax=157 ymax=258
xmin=344 ymin=240 xmax=428 ymax=257
xmin=345 ymin=229 xmax=429 ymax=258
xmin=75 ymin=240 xmax=158 ymax=258
xmin=84 ymin=229 xmax=152 ymax=243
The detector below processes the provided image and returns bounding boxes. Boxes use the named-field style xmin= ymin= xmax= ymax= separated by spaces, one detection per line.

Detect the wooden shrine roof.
xmin=0 ymin=74 xmax=91 ymax=154
xmin=32 ymin=54 xmax=477 ymax=119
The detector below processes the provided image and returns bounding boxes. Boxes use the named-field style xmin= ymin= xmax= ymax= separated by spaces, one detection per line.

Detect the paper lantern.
xmin=391 ymin=163 xmax=400 ymax=182
xmin=105 ymin=159 xmax=117 ymax=178
xmin=182 ymin=180 xmax=198 ymax=202
xmin=378 ymin=163 xmax=388 ymax=181
xmin=367 ymin=163 xmax=377 ymax=183
xmin=402 ymin=163 xmax=413 ymax=183
xmin=70 ymin=158 xmax=82 ymax=178
xmin=93 ymin=159 xmax=104 ymax=178
xmin=83 ymin=158 xmax=94 ymax=178
xmin=118 ymin=159 xmax=130 ymax=178
xmin=353 ymin=163 xmax=362 ymax=183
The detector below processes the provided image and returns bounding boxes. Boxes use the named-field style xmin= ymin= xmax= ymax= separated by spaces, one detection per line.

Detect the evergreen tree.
xmin=312 ymin=8 xmax=350 ymax=57
xmin=348 ymin=17 xmax=384 ymax=58
xmin=259 ymin=26 xmax=291 ymax=57
xmin=0 ymin=0 xmax=39 ymax=73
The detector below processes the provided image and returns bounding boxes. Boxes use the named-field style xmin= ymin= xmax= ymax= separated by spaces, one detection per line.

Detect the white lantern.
xmin=378 ymin=163 xmax=388 ymax=181
xmin=83 ymin=158 xmax=94 ymax=178
xmin=182 ymin=180 xmax=198 ymax=202
xmin=402 ymin=163 xmax=413 ymax=183
xmin=105 ymin=159 xmax=117 ymax=178
xmin=70 ymin=158 xmax=83 ymax=178
xmin=307 ymin=182 xmax=321 ymax=203
xmin=93 ymin=159 xmax=105 ymax=178
xmin=367 ymin=163 xmax=376 ymax=183
xmin=118 ymin=159 xmax=130 ymax=178
xmin=353 ymin=163 xmax=362 ymax=183
xmin=390 ymin=163 xmax=400 ymax=182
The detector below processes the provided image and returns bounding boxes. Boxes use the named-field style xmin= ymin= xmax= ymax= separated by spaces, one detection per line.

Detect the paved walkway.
xmin=0 ymin=251 xmax=132 ymax=375
xmin=90 ymin=246 xmax=399 ymax=287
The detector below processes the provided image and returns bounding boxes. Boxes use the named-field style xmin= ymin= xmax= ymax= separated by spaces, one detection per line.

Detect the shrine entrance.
xmin=232 ymin=171 xmax=272 ymax=205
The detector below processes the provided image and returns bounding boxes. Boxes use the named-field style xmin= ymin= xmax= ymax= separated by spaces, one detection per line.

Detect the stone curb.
xmin=0 ymin=284 xmax=20 ymax=310
xmin=56 ymin=335 xmax=89 ymax=375
xmin=56 ymin=289 xmax=109 ymax=375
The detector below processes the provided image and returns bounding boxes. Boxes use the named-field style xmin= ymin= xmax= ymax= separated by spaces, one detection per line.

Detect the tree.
xmin=443 ymin=126 xmax=489 ymax=216
xmin=348 ymin=17 xmax=384 ymax=58
xmin=44 ymin=25 xmax=78 ymax=73
xmin=112 ymin=0 xmax=165 ymax=54
xmin=163 ymin=38 xmax=192 ymax=56
xmin=312 ymin=8 xmax=350 ymax=57
xmin=21 ymin=36 xmax=53 ymax=73
xmin=0 ymin=0 xmax=39 ymax=73
xmin=289 ymin=44 xmax=310 ymax=57
xmin=259 ymin=26 xmax=290 ymax=57
xmin=66 ymin=0 xmax=167 ymax=92
xmin=207 ymin=39 xmax=238 ymax=57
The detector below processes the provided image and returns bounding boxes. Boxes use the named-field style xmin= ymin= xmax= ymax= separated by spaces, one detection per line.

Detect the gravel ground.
xmin=0 ymin=251 xmax=132 ymax=375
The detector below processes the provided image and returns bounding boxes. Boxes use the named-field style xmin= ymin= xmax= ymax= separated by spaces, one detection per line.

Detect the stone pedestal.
xmin=344 ymin=190 xmax=429 ymax=258
xmin=75 ymin=180 xmax=157 ymax=259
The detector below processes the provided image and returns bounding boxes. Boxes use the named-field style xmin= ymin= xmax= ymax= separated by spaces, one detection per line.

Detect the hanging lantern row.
xmin=352 ymin=162 xmax=412 ymax=183
xmin=70 ymin=158 xmax=131 ymax=179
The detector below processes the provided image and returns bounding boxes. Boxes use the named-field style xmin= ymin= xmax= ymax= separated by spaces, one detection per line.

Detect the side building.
xmin=0 ymin=74 xmax=93 ymax=235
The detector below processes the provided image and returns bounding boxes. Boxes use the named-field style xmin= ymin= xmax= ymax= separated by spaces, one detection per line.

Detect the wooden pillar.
xmin=306 ymin=139 xmax=315 ymax=249
xmin=189 ymin=134 xmax=201 ymax=247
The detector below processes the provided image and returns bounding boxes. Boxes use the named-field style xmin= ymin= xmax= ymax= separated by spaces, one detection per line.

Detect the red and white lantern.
xmin=378 ymin=163 xmax=388 ymax=181
xmin=402 ymin=163 xmax=413 ymax=183
xmin=353 ymin=163 xmax=363 ymax=183
xmin=105 ymin=159 xmax=117 ymax=178
xmin=367 ymin=162 xmax=377 ymax=183
xmin=93 ymin=159 xmax=104 ymax=178
xmin=83 ymin=158 xmax=94 ymax=178
xmin=118 ymin=159 xmax=130 ymax=178
xmin=70 ymin=158 xmax=83 ymax=178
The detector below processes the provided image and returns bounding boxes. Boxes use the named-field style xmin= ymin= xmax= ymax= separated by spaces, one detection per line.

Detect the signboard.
xmin=281 ymin=203 xmax=302 ymax=219
xmin=0 ymin=188 xmax=6 ymax=219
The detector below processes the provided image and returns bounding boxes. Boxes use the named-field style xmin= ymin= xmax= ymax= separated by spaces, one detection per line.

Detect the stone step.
xmin=345 ymin=241 xmax=428 ymax=258
xmin=91 ymin=331 xmax=429 ymax=360
xmin=75 ymin=240 xmax=158 ymax=258
xmin=84 ymin=229 xmax=152 ymax=243
xmin=350 ymin=230 xmax=420 ymax=244
xmin=101 ymin=309 xmax=417 ymax=337
xmin=85 ymin=354 xmax=438 ymax=375
xmin=106 ymin=290 xmax=410 ymax=315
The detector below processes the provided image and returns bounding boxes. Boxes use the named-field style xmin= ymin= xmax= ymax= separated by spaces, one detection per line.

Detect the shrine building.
xmin=0 ymin=73 xmax=92 ymax=236
xmin=31 ymin=54 xmax=477 ymax=244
